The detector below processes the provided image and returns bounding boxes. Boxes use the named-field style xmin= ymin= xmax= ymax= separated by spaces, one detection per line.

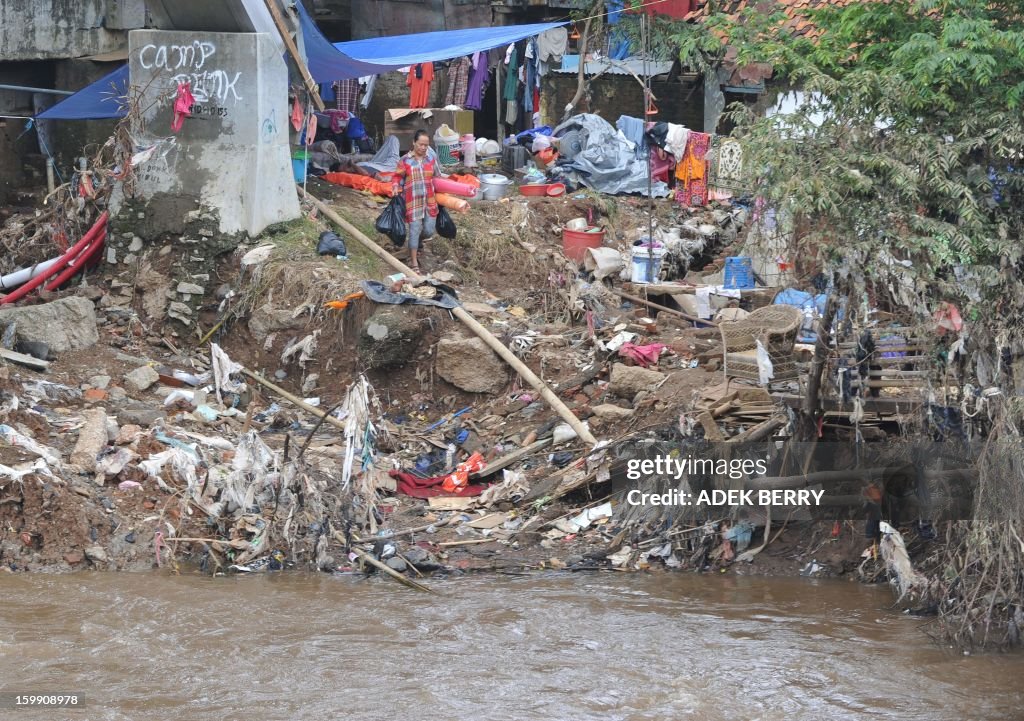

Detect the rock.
xmin=63 ymin=550 xmax=84 ymax=565
xmin=430 ymin=270 xmax=457 ymax=283
xmin=435 ymin=335 xmax=509 ymax=394
xmin=608 ymin=363 xmax=665 ymax=399
xmin=462 ymin=302 xmax=498 ymax=315
xmin=128 ymin=236 xmax=143 ymax=253
xmin=108 ymin=386 xmax=128 ymax=402
xmin=90 ymin=375 xmax=112 ymax=389
xmin=116 ymin=406 xmax=165 ymax=427
xmin=357 ymin=306 xmax=425 ymax=370
xmin=274 ymin=369 xmax=287 ymax=380
xmin=403 ymin=546 xmax=442 ymax=571
xmin=84 ymin=545 xmax=109 ymax=564
xmin=177 ymin=282 xmax=205 ymax=295
xmin=248 ymin=303 xmax=303 ymax=341
xmin=124 ymin=365 xmax=159 ymax=392
xmin=385 ymin=556 xmax=408 ymax=572
xmin=302 ymin=373 xmax=319 ymax=394
xmin=70 ymin=408 xmax=109 ymax=472
xmin=592 ymin=404 xmax=635 ymax=421
xmin=0 ymin=296 xmax=99 ymax=352
xmin=16 ymin=340 xmax=50 ymax=360
xmin=123 ymin=253 xmax=137 ymax=265
xmin=116 ymin=424 xmax=142 ymax=444
xmin=83 ymin=388 xmax=108 ymax=402
xmin=106 ymin=248 xmax=117 ymax=264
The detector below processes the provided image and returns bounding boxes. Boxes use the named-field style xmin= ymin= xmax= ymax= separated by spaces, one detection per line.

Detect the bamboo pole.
xmin=299 ymin=187 xmax=598 ymax=446
xmin=240 ymin=367 xmax=346 ymax=432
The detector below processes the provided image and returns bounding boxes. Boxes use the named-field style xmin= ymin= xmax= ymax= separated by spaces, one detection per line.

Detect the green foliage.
xmin=686 ymin=0 xmax=1024 ymax=331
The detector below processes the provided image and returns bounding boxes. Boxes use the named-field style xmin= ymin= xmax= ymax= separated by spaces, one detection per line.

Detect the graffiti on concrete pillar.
xmin=261 ymin=109 xmax=278 ymax=143
xmin=140 ymin=40 xmax=244 ymax=105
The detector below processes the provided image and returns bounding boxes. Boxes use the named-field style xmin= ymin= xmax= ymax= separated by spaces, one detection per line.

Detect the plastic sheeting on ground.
xmin=357 ymin=135 xmax=401 ymax=175
xmin=553 ymin=114 xmax=670 ymax=197
xmin=360 ymin=280 xmax=460 ymax=309
xmin=336 ymin=22 xmax=565 ymax=66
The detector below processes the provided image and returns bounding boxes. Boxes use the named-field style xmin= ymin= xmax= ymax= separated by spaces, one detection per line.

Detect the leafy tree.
xmin=688 ymin=0 xmax=1024 ymax=649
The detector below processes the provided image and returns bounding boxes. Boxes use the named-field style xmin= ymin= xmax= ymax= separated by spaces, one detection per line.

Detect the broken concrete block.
xmin=248 ymin=303 xmax=303 ymax=341
xmin=124 ymin=365 xmax=159 ymax=392
xmin=435 ymin=335 xmax=509 ymax=394
xmin=70 ymin=408 xmax=109 ymax=472
xmin=0 ymin=296 xmax=99 ymax=352
xmin=608 ymin=363 xmax=666 ymax=399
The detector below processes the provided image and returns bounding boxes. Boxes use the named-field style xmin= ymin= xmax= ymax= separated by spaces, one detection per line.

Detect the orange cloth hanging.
xmin=406 ymin=63 xmax=434 ymax=109
xmin=674 ymin=131 xmax=710 ymax=207
xmin=305 ymin=113 xmax=317 ymax=145
xmin=290 ymin=97 xmax=304 ymax=131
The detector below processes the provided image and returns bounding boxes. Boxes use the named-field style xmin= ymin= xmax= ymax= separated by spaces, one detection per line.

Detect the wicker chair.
xmin=719 ymin=304 xmax=803 ymax=383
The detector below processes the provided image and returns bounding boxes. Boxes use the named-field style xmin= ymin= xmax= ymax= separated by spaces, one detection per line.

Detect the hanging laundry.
xmin=444 ymin=56 xmax=472 ymax=107
xmin=332 ymin=78 xmax=360 ymax=113
xmin=464 ymin=52 xmax=490 ymax=110
xmin=503 ymin=45 xmax=520 ymax=126
xmin=305 ymin=113 xmax=318 ymax=146
xmin=675 ymin=131 xmax=711 ymax=207
xmin=537 ymin=27 xmax=568 ymax=66
xmin=290 ymin=96 xmax=304 ymax=131
xmin=171 ymin=81 xmax=195 ymax=133
xmin=407 ymin=63 xmax=434 ymax=109
xmin=664 ymin=123 xmax=689 ymax=163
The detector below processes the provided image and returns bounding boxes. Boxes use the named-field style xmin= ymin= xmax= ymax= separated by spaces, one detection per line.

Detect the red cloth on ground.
xmin=391 ymin=470 xmax=487 ymax=498
xmin=618 ymin=342 xmax=667 ymax=368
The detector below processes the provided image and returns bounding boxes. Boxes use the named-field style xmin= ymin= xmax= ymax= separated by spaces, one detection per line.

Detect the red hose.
xmin=44 ymin=231 xmax=106 ymax=291
xmin=0 ymin=211 xmax=108 ymax=305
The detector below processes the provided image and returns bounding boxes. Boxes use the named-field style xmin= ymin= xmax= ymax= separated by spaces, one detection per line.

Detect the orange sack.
xmin=435 ymin=192 xmax=470 ymax=213
xmin=322 ymin=172 xmax=395 ymax=197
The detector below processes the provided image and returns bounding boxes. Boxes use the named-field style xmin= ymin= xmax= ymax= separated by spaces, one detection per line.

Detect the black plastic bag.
xmin=375 ymin=195 xmax=406 ymax=246
xmin=316 ymin=231 xmax=347 ymax=257
xmin=436 ymin=206 xmax=457 ymax=239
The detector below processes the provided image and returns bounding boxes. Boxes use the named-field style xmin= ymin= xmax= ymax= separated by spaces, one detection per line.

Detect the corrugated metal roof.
xmin=553 ymin=58 xmax=675 ymax=77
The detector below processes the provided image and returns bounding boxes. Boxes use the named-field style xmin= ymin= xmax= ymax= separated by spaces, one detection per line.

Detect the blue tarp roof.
xmin=335 ymin=21 xmax=567 ymax=66
xmin=36 ymin=64 xmax=128 ymax=120
xmin=294 ymin=2 xmax=404 ymax=81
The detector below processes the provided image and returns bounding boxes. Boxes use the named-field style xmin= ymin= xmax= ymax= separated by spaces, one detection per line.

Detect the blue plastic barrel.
xmin=291 ymin=157 xmax=306 ymax=183
xmin=723 ymin=256 xmax=754 ymax=289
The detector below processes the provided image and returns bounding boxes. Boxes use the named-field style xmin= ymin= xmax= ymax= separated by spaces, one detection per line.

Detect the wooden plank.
xmin=0 ymin=348 xmax=49 ymax=371
xmin=773 ymin=392 xmax=925 ymax=415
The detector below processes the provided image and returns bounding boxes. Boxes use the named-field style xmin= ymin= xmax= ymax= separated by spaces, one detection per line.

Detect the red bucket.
xmin=562 ymin=227 xmax=606 ymax=263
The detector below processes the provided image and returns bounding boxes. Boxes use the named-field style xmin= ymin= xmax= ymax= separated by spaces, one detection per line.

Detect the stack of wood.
xmin=829 ymin=326 xmax=937 ymax=396
xmin=692 ymin=381 xmax=787 ymax=442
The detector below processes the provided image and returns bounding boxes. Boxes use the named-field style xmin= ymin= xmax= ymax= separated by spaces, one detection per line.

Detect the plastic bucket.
xmin=630 ymin=246 xmax=667 ymax=284
xmin=723 ymin=256 xmax=754 ymax=289
xmin=563 ymin=227 xmax=606 ymax=263
xmin=291 ymin=157 xmax=307 ymax=183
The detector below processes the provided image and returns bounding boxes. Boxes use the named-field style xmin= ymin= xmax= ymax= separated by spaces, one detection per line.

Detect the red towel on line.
xmin=390 ymin=470 xmax=487 ymax=498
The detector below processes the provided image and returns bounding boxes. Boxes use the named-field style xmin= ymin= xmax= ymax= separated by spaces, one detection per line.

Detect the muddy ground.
xmin=0 ymin=180 xmax=886 ymax=585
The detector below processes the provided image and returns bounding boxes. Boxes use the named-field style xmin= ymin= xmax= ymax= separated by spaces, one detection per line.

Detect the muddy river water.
xmin=2 ymin=571 xmax=1022 ymax=720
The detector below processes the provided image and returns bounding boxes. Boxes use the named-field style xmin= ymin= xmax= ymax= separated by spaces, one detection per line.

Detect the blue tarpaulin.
xmin=335 ymin=21 xmax=567 ymax=66
xmin=36 ymin=64 xmax=128 ymax=120
xmin=294 ymin=2 xmax=404 ymax=81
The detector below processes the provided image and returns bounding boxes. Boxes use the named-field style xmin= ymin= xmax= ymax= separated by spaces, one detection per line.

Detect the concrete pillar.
xmin=129 ymin=30 xmax=299 ymax=236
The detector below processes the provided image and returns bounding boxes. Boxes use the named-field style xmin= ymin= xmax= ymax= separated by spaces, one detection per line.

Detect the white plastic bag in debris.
xmin=583 ymin=247 xmax=624 ymax=280
xmin=210 ymin=343 xmax=245 ymax=405
xmin=342 ymin=376 xmax=377 ymax=490
xmin=755 ymin=339 xmax=774 ymax=386
xmin=222 ymin=431 xmax=279 ymax=512
xmin=139 ymin=448 xmax=199 ymax=494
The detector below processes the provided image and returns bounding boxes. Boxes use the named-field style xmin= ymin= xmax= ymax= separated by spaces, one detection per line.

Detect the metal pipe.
xmin=0 ymin=84 xmax=74 ymax=96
